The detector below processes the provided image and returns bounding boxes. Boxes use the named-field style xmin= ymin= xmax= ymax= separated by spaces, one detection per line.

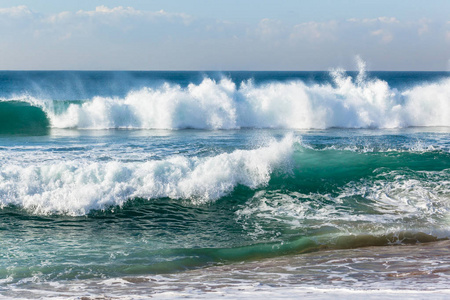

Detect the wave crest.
xmin=46 ymin=72 xmax=450 ymax=130
xmin=2 ymin=70 xmax=450 ymax=131
xmin=0 ymin=135 xmax=296 ymax=215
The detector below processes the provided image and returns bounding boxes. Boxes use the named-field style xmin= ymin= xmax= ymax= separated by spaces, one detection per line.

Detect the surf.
xmin=0 ymin=69 xmax=449 ymax=133
xmin=1 ymin=134 xmax=448 ymax=216
xmin=0 ymin=135 xmax=297 ymax=215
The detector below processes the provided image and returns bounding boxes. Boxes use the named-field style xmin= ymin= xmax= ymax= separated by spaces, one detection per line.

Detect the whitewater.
xmin=0 ymin=69 xmax=449 ymax=299
xmin=0 ymin=135 xmax=295 ymax=215
xmin=2 ymin=69 xmax=450 ymax=130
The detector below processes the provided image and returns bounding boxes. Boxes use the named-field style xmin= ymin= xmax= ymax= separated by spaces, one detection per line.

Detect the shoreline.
xmin=3 ymin=240 xmax=450 ymax=299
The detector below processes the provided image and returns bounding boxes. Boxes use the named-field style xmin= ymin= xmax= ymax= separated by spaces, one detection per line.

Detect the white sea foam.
xmin=10 ymin=69 xmax=444 ymax=130
xmin=236 ymin=169 xmax=450 ymax=237
xmin=346 ymin=170 xmax=450 ymax=220
xmin=0 ymin=135 xmax=296 ymax=215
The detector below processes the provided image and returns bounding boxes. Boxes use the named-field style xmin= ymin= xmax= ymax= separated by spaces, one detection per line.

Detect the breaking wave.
xmin=1 ymin=69 xmax=449 ymax=131
xmin=0 ymin=135 xmax=296 ymax=215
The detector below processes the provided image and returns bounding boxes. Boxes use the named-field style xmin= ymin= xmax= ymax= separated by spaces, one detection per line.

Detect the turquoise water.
xmin=0 ymin=70 xmax=449 ymax=296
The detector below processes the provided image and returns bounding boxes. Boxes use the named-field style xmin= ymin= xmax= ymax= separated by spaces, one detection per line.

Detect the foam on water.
xmin=0 ymin=135 xmax=296 ymax=215
xmin=236 ymin=168 xmax=450 ymax=238
xmin=2 ymin=68 xmax=449 ymax=130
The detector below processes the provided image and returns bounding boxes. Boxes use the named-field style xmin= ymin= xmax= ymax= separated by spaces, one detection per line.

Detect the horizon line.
xmin=0 ymin=69 xmax=449 ymax=72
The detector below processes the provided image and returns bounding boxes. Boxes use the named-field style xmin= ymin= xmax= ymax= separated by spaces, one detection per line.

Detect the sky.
xmin=0 ymin=0 xmax=449 ymax=70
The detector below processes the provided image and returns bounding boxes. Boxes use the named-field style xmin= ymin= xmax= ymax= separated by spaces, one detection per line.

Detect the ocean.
xmin=0 ymin=70 xmax=449 ymax=299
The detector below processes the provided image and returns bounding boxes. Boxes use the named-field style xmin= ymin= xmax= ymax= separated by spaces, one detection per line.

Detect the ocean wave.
xmin=236 ymin=168 xmax=450 ymax=239
xmin=0 ymin=101 xmax=49 ymax=134
xmin=1 ymin=69 xmax=449 ymax=131
xmin=0 ymin=135 xmax=296 ymax=215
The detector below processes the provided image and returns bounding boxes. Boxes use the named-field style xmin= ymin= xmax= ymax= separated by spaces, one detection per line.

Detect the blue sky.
xmin=0 ymin=0 xmax=449 ymax=70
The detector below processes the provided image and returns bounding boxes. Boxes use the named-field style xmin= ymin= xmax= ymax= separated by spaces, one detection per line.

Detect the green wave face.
xmin=0 ymin=101 xmax=49 ymax=135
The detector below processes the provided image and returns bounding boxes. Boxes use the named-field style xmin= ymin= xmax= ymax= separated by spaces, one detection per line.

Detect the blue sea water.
xmin=0 ymin=69 xmax=449 ymax=298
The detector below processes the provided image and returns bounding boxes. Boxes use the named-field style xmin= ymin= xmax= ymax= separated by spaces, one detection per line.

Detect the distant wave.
xmin=1 ymin=69 xmax=450 ymax=131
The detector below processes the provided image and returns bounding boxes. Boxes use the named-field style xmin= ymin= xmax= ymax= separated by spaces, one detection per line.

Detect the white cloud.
xmin=347 ymin=17 xmax=399 ymax=24
xmin=416 ymin=18 xmax=433 ymax=36
xmin=44 ymin=11 xmax=71 ymax=24
xmin=290 ymin=21 xmax=337 ymax=41
xmin=76 ymin=5 xmax=142 ymax=17
xmin=376 ymin=17 xmax=399 ymax=24
xmin=0 ymin=6 xmax=448 ymax=70
xmin=75 ymin=6 xmax=193 ymax=25
xmin=371 ymin=29 xmax=393 ymax=43
xmin=255 ymin=18 xmax=284 ymax=40
xmin=0 ymin=5 xmax=32 ymax=17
